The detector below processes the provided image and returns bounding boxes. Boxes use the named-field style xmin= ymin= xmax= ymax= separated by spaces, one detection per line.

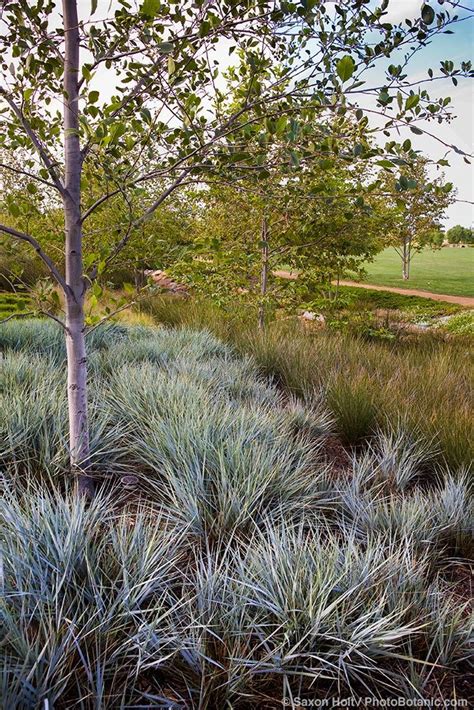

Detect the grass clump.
xmin=0 ymin=318 xmax=472 ymax=706
xmin=138 ymin=298 xmax=473 ymax=468
xmin=0 ymin=485 xmax=185 ymax=708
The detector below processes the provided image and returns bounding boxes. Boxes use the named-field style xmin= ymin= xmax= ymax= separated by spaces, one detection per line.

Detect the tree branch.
xmin=0 ymin=162 xmax=59 ymax=191
xmin=0 ymin=89 xmax=66 ymax=196
xmin=0 ymin=222 xmax=69 ymax=294
xmin=0 ymin=309 xmax=69 ymax=333
xmin=85 ymin=170 xmax=194 ymax=283
xmin=85 ymin=300 xmax=136 ymax=335
xmin=0 ymin=311 xmax=36 ymax=324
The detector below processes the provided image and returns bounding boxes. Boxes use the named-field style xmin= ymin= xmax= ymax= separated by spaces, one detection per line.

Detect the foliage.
xmin=441 ymin=310 xmax=474 ymax=335
xmin=0 ymin=291 xmax=30 ymax=319
xmin=418 ymin=227 xmax=445 ymax=248
xmin=319 ymin=286 xmax=462 ymax=318
xmin=0 ymin=0 xmax=471 ymax=296
xmin=446 ymin=224 xmax=474 ymax=244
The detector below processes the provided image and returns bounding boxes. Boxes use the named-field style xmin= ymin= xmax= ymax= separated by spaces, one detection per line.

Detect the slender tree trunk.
xmin=63 ymin=0 xmax=93 ymax=496
xmin=258 ymin=216 xmax=269 ymax=330
xmin=402 ymin=236 xmax=411 ymax=280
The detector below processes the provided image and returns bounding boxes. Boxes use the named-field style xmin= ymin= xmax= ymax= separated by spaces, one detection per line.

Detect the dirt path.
xmin=337 ymin=280 xmax=474 ymax=307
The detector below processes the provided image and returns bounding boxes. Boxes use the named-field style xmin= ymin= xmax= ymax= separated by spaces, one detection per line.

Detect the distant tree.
xmin=382 ymin=159 xmax=455 ymax=279
xmin=446 ymin=224 xmax=474 ymax=244
xmin=171 ymin=155 xmax=385 ymax=326
xmin=419 ymin=227 xmax=445 ymax=249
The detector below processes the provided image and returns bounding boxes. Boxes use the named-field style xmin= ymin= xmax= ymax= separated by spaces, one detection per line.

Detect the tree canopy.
xmin=446 ymin=224 xmax=474 ymax=244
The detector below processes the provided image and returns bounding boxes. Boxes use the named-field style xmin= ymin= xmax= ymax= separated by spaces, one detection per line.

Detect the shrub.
xmin=441 ymin=310 xmax=474 ymax=336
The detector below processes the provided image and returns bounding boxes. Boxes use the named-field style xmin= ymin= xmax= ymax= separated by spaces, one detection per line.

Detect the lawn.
xmin=361 ymin=247 xmax=474 ymax=297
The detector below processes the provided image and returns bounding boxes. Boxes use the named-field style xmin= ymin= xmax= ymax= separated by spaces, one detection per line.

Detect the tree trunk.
xmin=258 ymin=216 xmax=269 ymax=330
xmin=63 ymin=0 xmax=93 ymax=496
xmin=402 ymin=237 xmax=411 ymax=280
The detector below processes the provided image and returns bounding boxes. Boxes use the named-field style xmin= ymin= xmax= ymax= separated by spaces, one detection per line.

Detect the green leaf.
xmin=405 ymin=94 xmax=419 ymax=110
xmin=8 ymin=202 xmax=20 ymax=218
xmin=275 ymin=116 xmax=287 ymax=134
xmin=108 ymin=122 xmax=127 ymax=144
xmin=167 ymin=56 xmax=176 ymax=76
xmin=421 ymin=4 xmax=435 ymax=25
xmin=157 ymin=41 xmax=173 ymax=54
xmin=140 ymin=107 xmax=152 ymax=124
xmin=336 ymin=55 xmax=355 ymax=82
xmin=89 ymin=90 xmax=99 ymax=103
xmin=410 ymin=126 xmax=423 ymax=135
xmin=319 ymin=159 xmax=334 ymax=170
xmin=50 ymin=290 xmax=61 ymax=306
xmin=91 ymin=0 xmax=98 ymax=14
xmin=141 ymin=0 xmax=160 ymax=17
xmin=23 ymin=88 xmax=34 ymax=101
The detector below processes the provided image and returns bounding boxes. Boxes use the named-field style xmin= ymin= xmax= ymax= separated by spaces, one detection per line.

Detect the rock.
xmin=301 ymin=311 xmax=325 ymax=324
xmin=145 ymin=269 xmax=188 ymax=295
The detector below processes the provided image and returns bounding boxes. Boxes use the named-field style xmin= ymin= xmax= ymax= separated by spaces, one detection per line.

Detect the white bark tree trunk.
xmin=402 ymin=236 xmax=411 ymax=280
xmin=258 ymin=216 xmax=269 ymax=330
xmin=63 ymin=0 xmax=93 ymax=496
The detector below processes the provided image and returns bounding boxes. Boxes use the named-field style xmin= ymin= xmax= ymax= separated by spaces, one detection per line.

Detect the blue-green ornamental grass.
xmin=0 ymin=320 xmax=472 ymax=707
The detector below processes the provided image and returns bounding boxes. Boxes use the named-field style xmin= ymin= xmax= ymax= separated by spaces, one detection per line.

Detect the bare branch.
xmin=80 ymin=190 xmax=120 ymax=223
xmin=85 ymin=300 xmax=136 ymax=335
xmin=0 ymin=309 xmax=68 ymax=333
xmin=0 ymin=162 xmax=59 ymax=191
xmin=0 ymin=222 xmax=69 ymax=294
xmin=0 ymin=311 xmax=36 ymax=324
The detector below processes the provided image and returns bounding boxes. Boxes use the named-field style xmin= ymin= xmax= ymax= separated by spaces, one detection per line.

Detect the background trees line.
xmin=0 ymin=150 xmax=461 ymax=306
xmin=0 ymin=0 xmax=473 ymax=494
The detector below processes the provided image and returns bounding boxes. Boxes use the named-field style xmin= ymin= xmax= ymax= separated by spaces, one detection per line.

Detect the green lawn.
xmin=361 ymin=247 xmax=474 ymax=297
